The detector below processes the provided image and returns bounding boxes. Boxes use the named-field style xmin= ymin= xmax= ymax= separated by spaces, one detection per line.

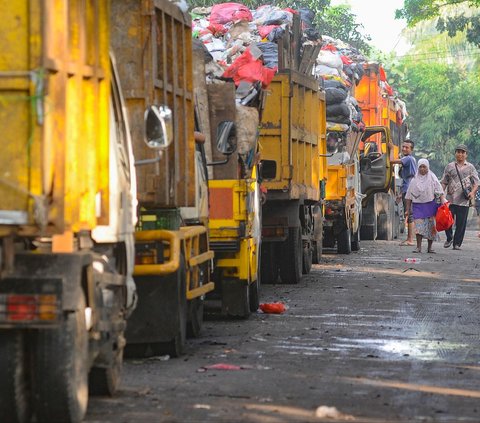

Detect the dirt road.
xmin=86 ymin=230 xmax=480 ymax=422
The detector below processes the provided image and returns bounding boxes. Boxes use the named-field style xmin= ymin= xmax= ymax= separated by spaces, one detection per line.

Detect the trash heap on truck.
xmin=191 ymin=3 xmax=328 ymax=295
xmin=311 ymin=36 xmax=409 ymax=250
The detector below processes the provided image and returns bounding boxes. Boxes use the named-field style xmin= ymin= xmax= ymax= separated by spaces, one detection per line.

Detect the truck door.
xmin=360 ymin=126 xmax=392 ymax=199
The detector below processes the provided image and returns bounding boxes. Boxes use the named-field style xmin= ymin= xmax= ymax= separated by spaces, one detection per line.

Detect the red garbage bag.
xmin=435 ymin=202 xmax=454 ymax=232
xmin=209 ymin=3 xmax=252 ymax=25
xmin=223 ymin=48 xmax=277 ymax=88
xmin=259 ymin=302 xmax=286 ymax=314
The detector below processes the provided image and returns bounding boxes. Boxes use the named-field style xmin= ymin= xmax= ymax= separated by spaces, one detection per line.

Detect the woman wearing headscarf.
xmin=405 ymin=159 xmax=446 ymax=253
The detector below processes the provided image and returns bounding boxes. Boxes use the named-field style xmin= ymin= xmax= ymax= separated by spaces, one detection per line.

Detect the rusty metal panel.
xmin=111 ymin=0 xmax=195 ymax=208
xmin=0 ymin=1 xmax=110 ymax=236
xmin=259 ymin=71 xmax=325 ymax=202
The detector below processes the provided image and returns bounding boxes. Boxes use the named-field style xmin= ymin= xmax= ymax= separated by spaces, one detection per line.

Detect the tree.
xmin=396 ymin=0 xmax=480 ymax=47
xmin=389 ymin=58 xmax=480 ymax=172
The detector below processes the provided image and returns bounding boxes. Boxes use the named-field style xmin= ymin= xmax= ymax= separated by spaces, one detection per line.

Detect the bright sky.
xmin=330 ymin=0 xmax=411 ymax=54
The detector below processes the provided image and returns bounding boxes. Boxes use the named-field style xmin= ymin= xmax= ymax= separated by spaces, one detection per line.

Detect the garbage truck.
xmin=259 ymin=16 xmax=327 ymax=284
xmin=0 ymin=1 xmax=139 ymax=421
xmin=355 ymin=63 xmax=408 ymax=240
xmin=200 ymin=80 xmax=263 ymax=318
xmin=111 ymin=0 xmax=214 ymax=358
xmin=323 ymin=126 xmax=364 ymax=254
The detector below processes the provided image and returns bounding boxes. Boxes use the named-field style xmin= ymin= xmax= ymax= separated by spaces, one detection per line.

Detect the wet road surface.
xmin=86 ymin=230 xmax=480 ymax=422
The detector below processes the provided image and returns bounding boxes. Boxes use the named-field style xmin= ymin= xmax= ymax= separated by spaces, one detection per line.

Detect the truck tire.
xmin=0 ymin=331 xmax=31 ymax=423
xmin=32 ymin=294 xmax=88 ymax=423
xmin=260 ymin=242 xmax=278 ymax=284
xmin=377 ymin=213 xmax=392 ymax=241
xmin=323 ymin=227 xmax=335 ymax=248
xmin=279 ymin=227 xmax=302 ymax=284
xmin=249 ymin=281 xmax=259 ymax=312
xmin=337 ymin=228 xmax=352 ymax=254
xmin=150 ymin=256 xmax=187 ymax=357
xmin=302 ymin=242 xmax=312 ymax=274
xmin=187 ymin=262 xmax=207 ymax=338
xmin=249 ymin=245 xmax=260 ymax=312
xmin=187 ymin=298 xmax=204 ymax=338
xmin=89 ymin=345 xmax=123 ymax=396
xmin=351 ymin=228 xmax=360 ymax=251
xmin=312 ymin=240 xmax=322 ymax=264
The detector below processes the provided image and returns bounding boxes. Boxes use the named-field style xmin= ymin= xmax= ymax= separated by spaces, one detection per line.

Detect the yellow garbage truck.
xmin=259 ymin=20 xmax=327 ymax=284
xmin=198 ymin=81 xmax=262 ymax=317
xmin=111 ymin=0 xmax=215 ymax=357
xmin=0 ymin=1 xmax=139 ymax=421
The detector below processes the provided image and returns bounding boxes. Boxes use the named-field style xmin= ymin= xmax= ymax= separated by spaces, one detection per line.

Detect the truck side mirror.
xmin=144 ymin=105 xmax=173 ymax=150
xmin=216 ymin=121 xmax=236 ymax=155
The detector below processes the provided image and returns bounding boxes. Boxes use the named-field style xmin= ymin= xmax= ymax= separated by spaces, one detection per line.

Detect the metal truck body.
xmin=0 ymin=1 xmax=137 ymax=421
xmin=111 ymin=0 xmax=214 ymax=357
xmin=355 ymin=63 xmax=408 ymax=240
xmin=259 ymin=70 xmax=327 ymax=284
xmin=195 ymin=74 xmax=262 ymax=318
xmin=323 ymin=129 xmax=364 ymax=254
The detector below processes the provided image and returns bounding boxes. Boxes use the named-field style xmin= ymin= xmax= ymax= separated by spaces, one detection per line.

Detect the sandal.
xmin=400 ymin=240 xmax=415 ymax=246
xmin=427 ymin=249 xmax=436 ymax=254
xmin=412 ymin=248 xmax=421 ymax=253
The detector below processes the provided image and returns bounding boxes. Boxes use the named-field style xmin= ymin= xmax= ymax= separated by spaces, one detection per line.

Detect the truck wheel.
xmin=377 ymin=213 xmax=392 ymax=240
xmin=249 ymin=244 xmax=261 ymax=312
xmin=337 ymin=228 xmax=352 ymax=254
xmin=187 ymin=298 xmax=204 ymax=338
xmin=32 ymin=294 xmax=88 ymax=423
xmin=124 ymin=343 xmax=148 ymax=358
xmin=249 ymin=282 xmax=259 ymax=312
xmin=89 ymin=343 xmax=123 ymax=396
xmin=302 ymin=242 xmax=312 ymax=274
xmin=260 ymin=243 xmax=278 ymax=284
xmin=312 ymin=241 xmax=322 ymax=264
xmin=323 ymin=227 xmax=335 ymax=248
xmin=0 ymin=331 xmax=31 ymax=423
xmin=151 ymin=257 xmax=187 ymax=357
xmin=279 ymin=227 xmax=302 ymax=284
xmin=351 ymin=229 xmax=360 ymax=251
xmin=187 ymin=262 xmax=207 ymax=338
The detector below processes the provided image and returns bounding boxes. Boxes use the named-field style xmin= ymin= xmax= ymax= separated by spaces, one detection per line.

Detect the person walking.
xmin=475 ymin=187 xmax=480 ymax=238
xmin=440 ymin=144 xmax=479 ymax=250
xmin=405 ymin=159 xmax=446 ymax=253
xmin=389 ymin=139 xmax=417 ymax=246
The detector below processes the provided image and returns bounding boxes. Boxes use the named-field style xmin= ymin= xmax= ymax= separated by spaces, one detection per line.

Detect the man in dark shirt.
xmin=389 ymin=139 xmax=417 ymax=246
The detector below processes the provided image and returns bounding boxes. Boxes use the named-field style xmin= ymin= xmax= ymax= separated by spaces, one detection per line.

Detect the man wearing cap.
xmin=440 ymin=144 xmax=479 ymax=250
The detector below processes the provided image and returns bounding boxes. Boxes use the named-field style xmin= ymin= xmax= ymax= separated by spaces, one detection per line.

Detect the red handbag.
xmin=435 ymin=202 xmax=454 ymax=232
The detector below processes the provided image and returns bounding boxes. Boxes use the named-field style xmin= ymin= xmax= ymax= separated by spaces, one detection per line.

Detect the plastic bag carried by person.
xmin=435 ymin=202 xmax=454 ymax=232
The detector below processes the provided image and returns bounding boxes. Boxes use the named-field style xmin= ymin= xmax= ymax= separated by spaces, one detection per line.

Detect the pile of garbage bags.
xmin=190 ymin=1 xmax=406 ymax=131
xmin=191 ymin=2 xmax=321 ymax=105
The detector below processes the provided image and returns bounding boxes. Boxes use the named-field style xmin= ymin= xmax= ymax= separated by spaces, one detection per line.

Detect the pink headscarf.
xmin=405 ymin=159 xmax=444 ymax=203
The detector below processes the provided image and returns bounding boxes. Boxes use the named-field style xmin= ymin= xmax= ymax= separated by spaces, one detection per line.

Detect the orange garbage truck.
xmin=355 ymin=63 xmax=408 ymax=241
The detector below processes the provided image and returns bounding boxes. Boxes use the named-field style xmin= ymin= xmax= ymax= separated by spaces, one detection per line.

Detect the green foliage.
xmin=392 ymin=59 xmax=480 ymax=171
xmin=318 ymin=5 xmax=372 ymax=54
xmin=396 ymin=0 xmax=480 ymax=48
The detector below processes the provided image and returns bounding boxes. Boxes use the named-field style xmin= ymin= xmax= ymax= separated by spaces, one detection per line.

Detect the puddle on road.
xmin=275 ymin=337 xmax=468 ymax=361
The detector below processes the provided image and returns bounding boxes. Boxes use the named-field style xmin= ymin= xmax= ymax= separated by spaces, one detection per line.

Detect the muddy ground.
xmin=86 ymin=229 xmax=480 ymax=422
